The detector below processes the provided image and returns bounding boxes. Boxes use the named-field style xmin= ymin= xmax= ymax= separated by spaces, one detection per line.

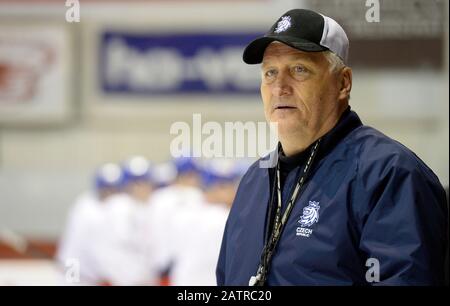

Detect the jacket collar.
xmin=278 ymin=106 xmax=363 ymax=169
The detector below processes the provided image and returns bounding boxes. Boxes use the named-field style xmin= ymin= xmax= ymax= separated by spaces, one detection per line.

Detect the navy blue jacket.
xmin=216 ymin=109 xmax=448 ymax=285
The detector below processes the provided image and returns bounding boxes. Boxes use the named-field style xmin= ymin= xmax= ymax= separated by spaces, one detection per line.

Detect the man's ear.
xmin=339 ymin=67 xmax=352 ymax=101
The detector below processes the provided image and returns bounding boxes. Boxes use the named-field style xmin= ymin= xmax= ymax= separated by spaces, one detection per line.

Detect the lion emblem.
xmin=298 ymin=201 xmax=320 ymax=227
xmin=274 ymin=16 xmax=292 ymax=34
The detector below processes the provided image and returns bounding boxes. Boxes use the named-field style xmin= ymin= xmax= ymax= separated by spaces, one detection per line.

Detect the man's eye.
xmin=265 ymin=70 xmax=277 ymax=78
xmin=292 ymin=65 xmax=307 ymax=74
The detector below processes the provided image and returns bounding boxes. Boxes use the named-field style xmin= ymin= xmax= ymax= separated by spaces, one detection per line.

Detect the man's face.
xmin=126 ymin=180 xmax=153 ymax=203
xmin=260 ymin=42 xmax=342 ymax=139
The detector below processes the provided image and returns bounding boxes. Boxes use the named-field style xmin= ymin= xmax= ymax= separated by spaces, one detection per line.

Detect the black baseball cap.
xmin=243 ymin=9 xmax=349 ymax=65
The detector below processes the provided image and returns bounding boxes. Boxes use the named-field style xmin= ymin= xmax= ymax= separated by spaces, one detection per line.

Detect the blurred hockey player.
xmin=97 ymin=156 xmax=160 ymax=285
xmin=123 ymin=155 xmax=154 ymax=204
xmin=168 ymin=158 xmax=240 ymax=285
xmin=56 ymin=162 xmax=124 ymax=285
xmin=147 ymin=157 xmax=204 ymax=278
xmin=152 ymin=161 xmax=177 ymax=189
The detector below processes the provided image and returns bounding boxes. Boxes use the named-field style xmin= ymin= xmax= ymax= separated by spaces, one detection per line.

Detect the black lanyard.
xmin=249 ymin=139 xmax=321 ymax=286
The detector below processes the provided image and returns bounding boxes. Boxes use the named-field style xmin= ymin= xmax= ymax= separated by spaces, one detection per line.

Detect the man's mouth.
xmin=273 ymin=103 xmax=297 ymax=110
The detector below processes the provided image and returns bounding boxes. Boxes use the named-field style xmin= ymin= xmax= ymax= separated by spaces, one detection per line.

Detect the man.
xmin=169 ymin=159 xmax=239 ymax=285
xmin=152 ymin=161 xmax=177 ymax=189
xmin=98 ymin=156 xmax=159 ymax=285
xmin=147 ymin=157 xmax=204 ymax=278
xmin=57 ymin=162 xmax=124 ymax=285
xmin=216 ymin=9 xmax=448 ymax=286
xmin=122 ymin=155 xmax=155 ymax=204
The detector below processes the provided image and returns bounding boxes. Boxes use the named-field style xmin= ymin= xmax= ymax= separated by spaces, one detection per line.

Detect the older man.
xmin=216 ymin=9 xmax=448 ymax=286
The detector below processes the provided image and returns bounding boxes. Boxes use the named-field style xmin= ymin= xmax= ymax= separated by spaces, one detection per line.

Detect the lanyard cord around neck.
xmin=250 ymin=138 xmax=322 ymax=286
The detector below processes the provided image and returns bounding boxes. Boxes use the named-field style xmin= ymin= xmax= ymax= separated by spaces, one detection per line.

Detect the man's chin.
xmin=271 ymin=120 xmax=304 ymax=137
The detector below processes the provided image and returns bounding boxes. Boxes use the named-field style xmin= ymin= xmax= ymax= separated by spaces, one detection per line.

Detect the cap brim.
xmin=242 ymin=35 xmax=328 ymax=64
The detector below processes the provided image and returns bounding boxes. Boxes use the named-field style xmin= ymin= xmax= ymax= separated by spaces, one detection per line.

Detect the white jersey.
xmin=147 ymin=185 xmax=204 ymax=272
xmin=56 ymin=191 xmax=106 ymax=285
xmin=169 ymin=202 xmax=229 ymax=286
xmin=58 ymin=192 xmax=160 ymax=286
xmin=96 ymin=193 xmax=160 ymax=286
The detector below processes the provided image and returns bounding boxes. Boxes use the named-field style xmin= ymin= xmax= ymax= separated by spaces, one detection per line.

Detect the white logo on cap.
xmin=274 ymin=16 xmax=291 ymax=34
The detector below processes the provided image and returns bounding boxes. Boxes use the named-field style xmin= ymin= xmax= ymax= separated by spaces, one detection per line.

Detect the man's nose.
xmin=272 ymin=71 xmax=293 ymax=96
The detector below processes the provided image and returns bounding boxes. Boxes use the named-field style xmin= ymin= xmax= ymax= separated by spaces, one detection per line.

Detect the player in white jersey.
xmin=168 ymin=159 xmax=241 ymax=286
xmin=147 ymin=157 xmax=204 ymax=278
xmin=152 ymin=161 xmax=177 ymax=190
xmin=97 ymin=156 xmax=161 ymax=285
xmin=56 ymin=163 xmax=124 ymax=285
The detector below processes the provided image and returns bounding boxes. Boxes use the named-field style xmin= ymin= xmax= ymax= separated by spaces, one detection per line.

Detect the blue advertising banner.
xmin=99 ymin=31 xmax=263 ymax=95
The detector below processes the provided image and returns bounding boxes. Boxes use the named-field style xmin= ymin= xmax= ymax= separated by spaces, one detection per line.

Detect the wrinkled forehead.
xmin=262 ymin=41 xmax=326 ymax=66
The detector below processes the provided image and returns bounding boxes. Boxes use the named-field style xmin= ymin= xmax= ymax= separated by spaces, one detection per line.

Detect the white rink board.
xmin=0 ymin=260 xmax=61 ymax=286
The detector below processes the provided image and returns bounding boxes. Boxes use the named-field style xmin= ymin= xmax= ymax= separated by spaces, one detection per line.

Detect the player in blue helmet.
xmin=57 ymin=162 xmax=124 ymax=285
xmin=122 ymin=156 xmax=154 ymax=204
xmin=168 ymin=159 xmax=240 ymax=285
xmin=200 ymin=159 xmax=242 ymax=208
xmin=94 ymin=162 xmax=125 ymax=201
xmin=95 ymin=156 xmax=161 ymax=285
xmin=172 ymin=156 xmax=202 ymax=188
xmin=151 ymin=161 xmax=177 ymax=189
xmin=146 ymin=156 xmax=204 ymax=280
